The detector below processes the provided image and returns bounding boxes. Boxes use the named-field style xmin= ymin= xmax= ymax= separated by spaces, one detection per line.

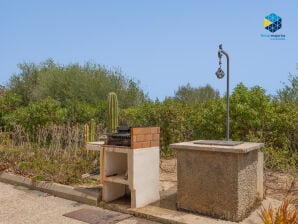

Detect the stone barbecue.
xmin=101 ymin=127 xmax=160 ymax=208
xmin=106 ymin=127 xmax=160 ymax=149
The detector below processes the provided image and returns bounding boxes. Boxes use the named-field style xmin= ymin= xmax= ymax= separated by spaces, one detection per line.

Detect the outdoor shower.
xmin=216 ymin=44 xmax=230 ymax=141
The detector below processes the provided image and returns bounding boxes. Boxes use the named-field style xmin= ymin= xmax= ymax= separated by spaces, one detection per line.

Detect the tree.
xmin=174 ymin=83 xmax=219 ymax=104
xmin=8 ymin=62 xmax=39 ymax=106
xmin=0 ymin=88 xmax=22 ymax=126
xmin=7 ymin=60 xmax=148 ymax=108
xmin=277 ymin=74 xmax=298 ymax=102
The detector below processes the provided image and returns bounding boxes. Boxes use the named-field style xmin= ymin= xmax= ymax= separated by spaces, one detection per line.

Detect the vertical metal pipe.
xmin=225 ymin=52 xmax=230 ymax=141
xmin=219 ymin=45 xmax=230 ymax=141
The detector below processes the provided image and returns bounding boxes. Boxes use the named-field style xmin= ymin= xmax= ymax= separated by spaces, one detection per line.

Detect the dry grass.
xmin=0 ymin=124 xmax=104 ymax=184
xmin=259 ymin=197 xmax=298 ymax=224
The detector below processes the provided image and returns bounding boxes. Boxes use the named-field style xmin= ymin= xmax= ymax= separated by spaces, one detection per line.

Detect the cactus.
xmin=84 ymin=124 xmax=89 ymax=143
xmin=108 ymin=92 xmax=119 ymax=133
xmin=90 ymin=119 xmax=95 ymax=142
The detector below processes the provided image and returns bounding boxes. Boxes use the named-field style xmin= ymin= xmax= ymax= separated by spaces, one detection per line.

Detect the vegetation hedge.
xmin=121 ymin=83 xmax=298 ymax=171
xmin=0 ymin=60 xmax=297 ymax=174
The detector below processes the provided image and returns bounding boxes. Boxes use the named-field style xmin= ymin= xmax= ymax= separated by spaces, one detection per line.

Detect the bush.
xmin=122 ymin=83 xmax=297 ymax=171
xmin=4 ymin=97 xmax=67 ymax=131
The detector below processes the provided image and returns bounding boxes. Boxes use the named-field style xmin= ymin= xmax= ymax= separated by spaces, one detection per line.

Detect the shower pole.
xmin=217 ymin=44 xmax=230 ymax=141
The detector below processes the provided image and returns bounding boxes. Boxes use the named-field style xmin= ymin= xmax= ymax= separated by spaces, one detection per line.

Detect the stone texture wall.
xmin=237 ymin=150 xmax=258 ymax=220
xmin=176 ymin=149 xmax=258 ymax=222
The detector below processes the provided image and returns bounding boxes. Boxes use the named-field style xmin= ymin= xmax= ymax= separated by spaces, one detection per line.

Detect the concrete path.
xmin=0 ymin=182 xmax=160 ymax=224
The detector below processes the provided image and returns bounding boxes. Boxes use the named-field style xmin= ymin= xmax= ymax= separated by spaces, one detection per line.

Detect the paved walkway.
xmin=0 ymin=182 xmax=160 ymax=224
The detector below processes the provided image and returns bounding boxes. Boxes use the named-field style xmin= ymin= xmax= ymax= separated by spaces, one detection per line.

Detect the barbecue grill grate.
xmin=107 ymin=126 xmax=131 ymax=146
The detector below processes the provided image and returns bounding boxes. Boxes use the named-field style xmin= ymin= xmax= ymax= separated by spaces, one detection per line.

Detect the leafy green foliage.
xmin=1 ymin=59 xmax=297 ymax=172
xmin=121 ymin=99 xmax=193 ymax=156
xmin=122 ymin=83 xmax=297 ymax=170
xmin=65 ymin=100 xmax=96 ymax=123
xmin=262 ymin=147 xmax=296 ymax=172
xmin=191 ymin=98 xmax=226 ymax=140
xmin=7 ymin=59 xmax=148 ymax=125
xmin=277 ymin=74 xmax=298 ymax=102
xmin=174 ymin=83 xmax=220 ymax=103
xmin=0 ymin=88 xmax=22 ymax=126
xmin=4 ymin=97 xmax=67 ymax=131
xmin=230 ymin=83 xmax=271 ymax=141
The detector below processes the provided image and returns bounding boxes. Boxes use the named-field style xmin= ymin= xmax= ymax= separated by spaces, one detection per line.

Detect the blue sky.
xmin=1 ymin=1 xmax=297 ymax=100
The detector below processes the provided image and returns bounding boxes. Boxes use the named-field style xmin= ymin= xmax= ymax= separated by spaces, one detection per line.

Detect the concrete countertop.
xmin=87 ymin=141 xmax=105 ymax=145
xmin=86 ymin=141 xmax=105 ymax=151
xmin=170 ymin=140 xmax=264 ymax=154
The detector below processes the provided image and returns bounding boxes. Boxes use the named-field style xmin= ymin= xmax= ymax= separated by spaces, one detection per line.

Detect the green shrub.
xmin=4 ymin=97 xmax=67 ymax=131
xmin=122 ymin=83 xmax=297 ymax=170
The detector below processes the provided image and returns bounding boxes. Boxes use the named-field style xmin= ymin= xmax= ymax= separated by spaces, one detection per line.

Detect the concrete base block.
xmin=171 ymin=141 xmax=264 ymax=222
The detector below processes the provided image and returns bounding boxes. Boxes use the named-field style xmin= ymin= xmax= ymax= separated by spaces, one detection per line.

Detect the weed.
xmin=32 ymin=175 xmax=45 ymax=182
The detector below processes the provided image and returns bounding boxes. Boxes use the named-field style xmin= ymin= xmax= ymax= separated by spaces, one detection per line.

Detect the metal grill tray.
xmin=110 ymin=133 xmax=131 ymax=139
